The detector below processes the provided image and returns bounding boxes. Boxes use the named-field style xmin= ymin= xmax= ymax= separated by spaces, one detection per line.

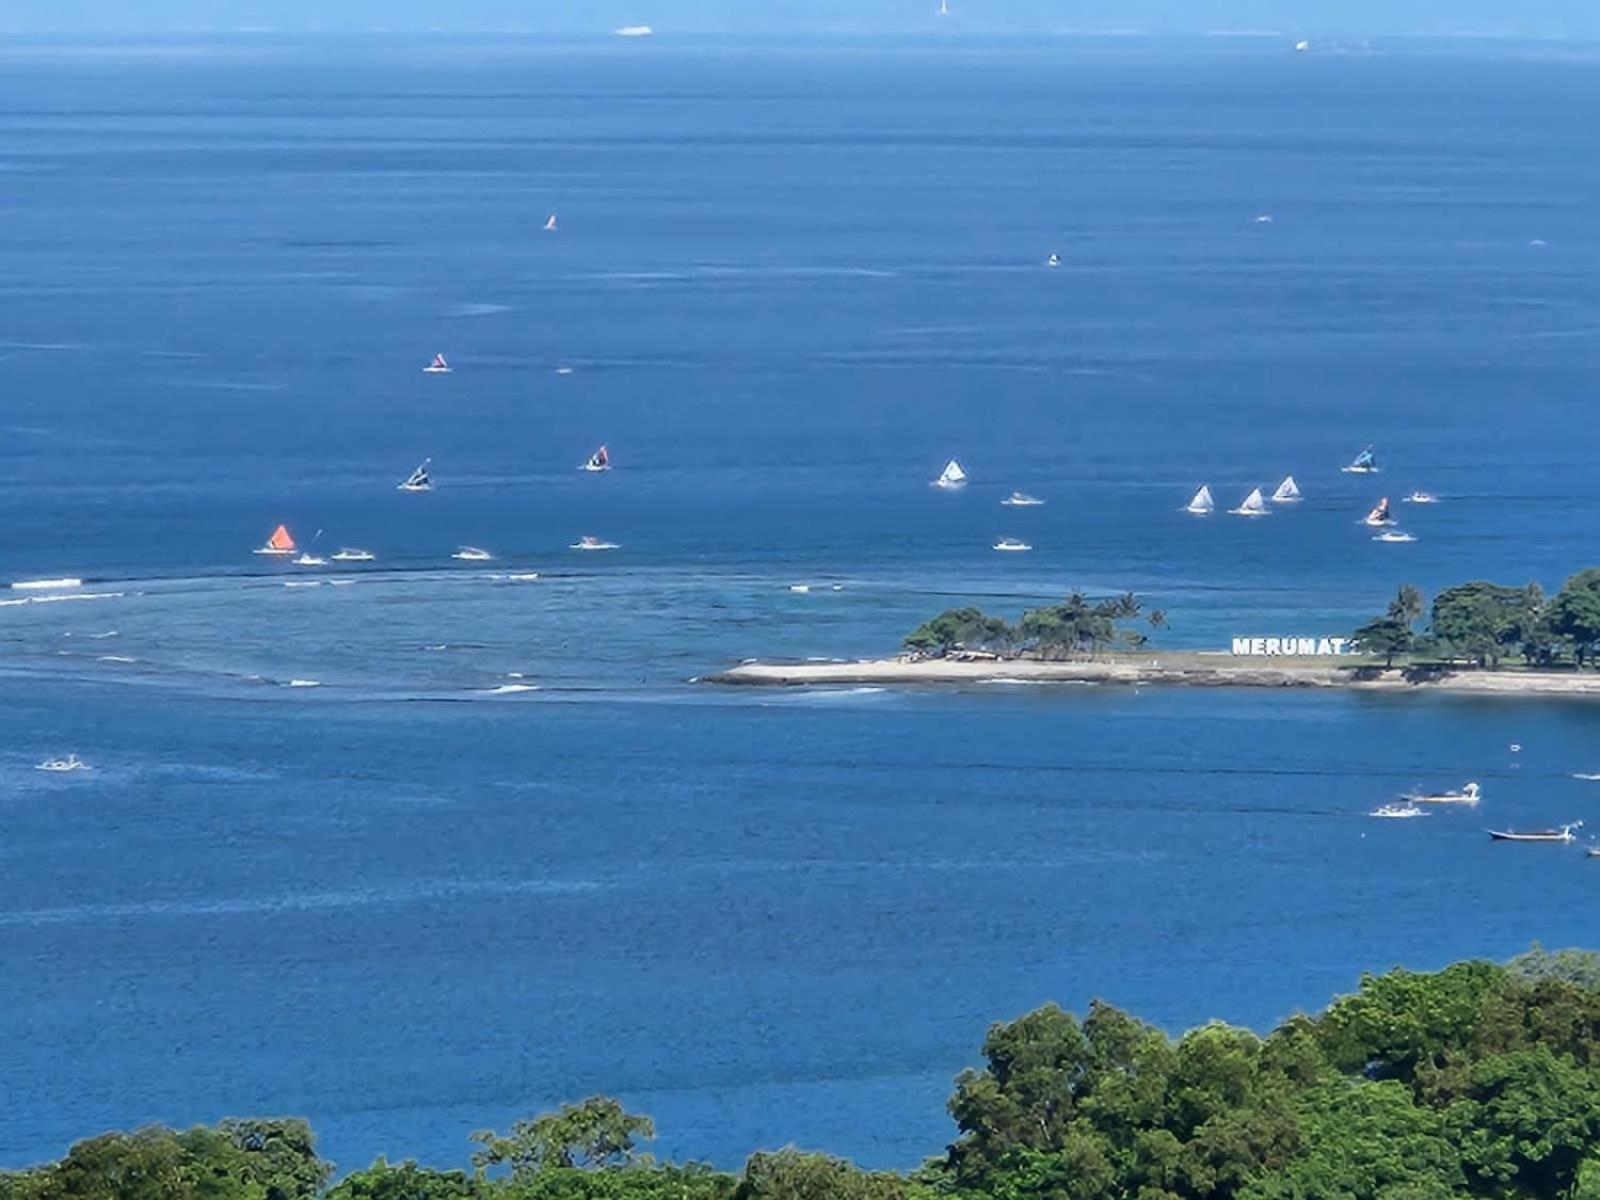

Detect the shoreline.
xmin=705 ymin=655 xmax=1600 ymax=696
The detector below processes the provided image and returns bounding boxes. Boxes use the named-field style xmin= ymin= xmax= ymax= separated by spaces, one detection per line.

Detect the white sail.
xmin=1272 ymin=475 xmax=1302 ymax=503
xmin=1185 ymin=485 xmax=1215 ymax=514
xmin=934 ymin=459 xmax=967 ymax=488
xmin=1230 ymin=488 xmax=1269 ymax=516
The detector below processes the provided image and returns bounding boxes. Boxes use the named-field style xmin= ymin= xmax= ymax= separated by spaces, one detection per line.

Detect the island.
xmin=708 ymin=571 xmax=1600 ymax=697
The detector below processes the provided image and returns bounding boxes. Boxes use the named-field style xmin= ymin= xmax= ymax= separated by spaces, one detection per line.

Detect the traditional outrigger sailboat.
xmin=398 ymin=459 xmax=433 ymax=492
xmin=1488 ymin=822 xmax=1581 ymax=843
xmin=932 ymin=459 xmax=967 ymax=489
xmin=1271 ymin=475 xmax=1302 ymax=503
xmin=1402 ymin=781 xmax=1480 ymax=805
xmin=1229 ymin=488 xmax=1269 ymax=517
xmin=1184 ymin=485 xmax=1215 ymax=515
xmin=423 ymin=353 xmax=451 ymax=374
xmin=1342 ymin=447 xmax=1378 ymax=474
xmin=543 ymin=214 xmax=558 ymax=232
xmin=254 ymin=525 xmax=296 ymax=556
xmin=1363 ymin=497 xmax=1394 ymax=527
xmin=582 ymin=445 xmax=610 ymax=473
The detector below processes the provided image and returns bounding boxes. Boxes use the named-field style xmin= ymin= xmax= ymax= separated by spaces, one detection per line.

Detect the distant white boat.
xmin=789 ymin=584 xmax=811 ymax=593
xmin=1403 ymin=491 xmax=1438 ymax=504
xmin=1185 ymin=485 xmax=1215 ymax=515
xmin=581 ymin=445 xmax=610 ymax=472
xmin=1002 ymin=491 xmax=1044 ymax=507
xmin=292 ymin=552 xmax=327 ymax=566
xmin=1271 ymin=475 xmax=1302 ymax=503
xmin=331 ymin=548 xmax=375 ymax=562
xmin=452 ymin=546 xmax=493 ymax=562
xmin=1342 ymin=446 xmax=1378 ymax=474
xmin=993 ymin=538 xmax=1032 ymax=553
xmin=36 ymin=753 xmax=89 ymax=773
xmin=398 ymin=459 xmax=433 ymax=492
xmin=253 ymin=524 xmax=296 ymax=556
xmin=423 ymin=353 xmax=451 ymax=374
xmin=615 ymin=24 xmax=654 ymax=36
xmin=932 ymin=459 xmax=967 ymax=489
xmin=938 ymin=0 xmax=949 ymax=14
xmin=543 ymin=214 xmax=558 ymax=232
xmin=1255 ymin=213 xmax=1274 ymax=224
xmin=1294 ymin=39 xmax=1310 ymax=51
xmin=1489 ymin=822 xmax=1581 ymax=844
xmin=1403 ymin=781 xmax=1480 ymax=805
xmin=572 ymin=536 xmax=619 ymax=551
xmin=1230 ymin=488 xmax=1269 ymax=517
xmin=11 ymin=578 xmax=82 ymax=591
xmin=1373 ymin=529 xmax=1415 ymax=544
xmin=1363 ymin=497 xmax=1394 ymax=526
xmin=1371 ymin=803 xmax=1427 ymax=819
xmin=1046 ymin=253 xmax=1061 ymax=268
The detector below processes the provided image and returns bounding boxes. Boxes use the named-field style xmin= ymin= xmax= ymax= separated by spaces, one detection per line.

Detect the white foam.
xmin=478 ymin=683 xmax=539 ymax=695
xmin=97 ymin=655 xmax=137 ymax=663
xmin=11 ymin=577 xmax=82 ymax=591
xmin=284 ymin=581 xmax=322 ymax=588
xmin=286 ymin=679 xmax=321 ymax=688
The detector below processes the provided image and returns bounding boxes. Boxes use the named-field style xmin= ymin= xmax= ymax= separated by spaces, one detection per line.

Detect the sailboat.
xmin=1184 ymin=485 xmax=1215 ymax=515
xmin=1342 ymin=446 xmax=1378 ymax=474
xmin=939 ymin=0 xmax=949 ymax=14
xmin=1488 ymin=822 xmax=1581 ymax=844
xmin=1229 ymin=488 xmax=1269 ymax=517
xmin=398 ymin=459 xmax=433 ymax=492
xmin=293 ymin=551 xmax=327 ymax=566
xmin=253 ymin=524 xmax=296 ymax=556
xmin=581 ymin=445 xmax=610 ymax=473
xmin=932 ymin=459 xmax=967 ymax=490
xmin=423 ymin=353 xmax=451 ymax=374
xmin=1402 ymin=782 xmax=1480 ymax=805
xmin=1271 ymin=475 xmax=1302 ymax=503
xmin=1363 ymin=497 xmax=1394 ymax=527
xmin=1046 ymin=253 xmax=1060 ymax=268
xmin=543 ymin=214 xmax=558 ymax=232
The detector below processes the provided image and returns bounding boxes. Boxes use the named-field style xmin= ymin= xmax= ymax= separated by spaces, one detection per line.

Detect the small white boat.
xmin=992 ymin=538 xmax=1032 ymax=553
xmin=1362 ymin=497 xmax=1394 ymax=527
xmin=1403 ymin=491 xmax=1438 ymax=504
xmin=1271 ymin=475 xmax=1302 ymax=503
xmin=253 ymin=524 xmax=296 ymax=556
xmin=1002 ymin=491 xmax=1044 ymax=507
xmin=1373 ymin=530 xmax=1415 ymax=544
xmin=11 ymin=578 xmax=83 ymax=591
xmin=1342 ymin=447 xmax=1379 ymax=474
xmin=331 ymin=549 xmax=375 ymax=562
xmin=452 ymin=546 xmax=494 ymax=562
xmin=1403 ymin=782 xmax=1480 ymax=805
xmin=789 ymin=584 xmax=811 ymax=593
xmin=1255 ymin=213 xmax=1274 ymax=224
xmin=1371 ymin=803 xmax=1427 ymax=819
xmin=398 ymin=459 xmax=433 ymax=492
xmin=543 ymin=214 xmax=558 ymax=232
xmin=292 ymin=552 xmax=327 ymax=566
xmin=571 ymin=536 xmax=619 ymax=551
xmin=423 ymin=353 xmax=451 ymax=374
xmin=36 ymin=753 xmax=90 ymax=773
xmin=581 ymin=445 xmax=610 ymax=472
xmin=1488 ymin=822 xmax=1581 ymax=844
xmin=932 ymin=459 xmax=967 ymax=490
xmin=1294 ymin=39 xmax=1310 ymax=51
xmin=1184 ymin=485 xmax=1215 ymax=515
xmin=1046 ymin=253 xmax=1061 ymax=268
xmin=1229 ymin=488 xmax=1270 ymax=517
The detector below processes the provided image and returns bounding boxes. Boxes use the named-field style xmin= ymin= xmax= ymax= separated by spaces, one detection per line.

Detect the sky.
xmin=2 ymin=0 xmax=1598 ymax=37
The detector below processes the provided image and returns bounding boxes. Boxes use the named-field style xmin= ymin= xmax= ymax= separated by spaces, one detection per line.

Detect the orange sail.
xmin=268 ymin=524 xmax=295 ymax=551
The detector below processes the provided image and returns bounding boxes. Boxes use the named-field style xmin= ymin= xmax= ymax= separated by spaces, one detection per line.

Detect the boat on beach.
xmin=1002 ymin=491 xmax=1044 ymax=507
xmin=1363 ymin=497 xmax=1394 ymax=527
xmin=254 ymin=525 xmax=296 ymax=556
xmin=992 ymin=538 xmax=1031 ymax=553
xmin=423 ymin=353 xmax=451 ymax=374
xmin=1271 ymin=475 xmax=1302 ymax=503
xmin=572 ymin=536 xmax=619 ymax=551
xmin=932 ymin=459 xmax=967 ymax=490
xmin=36 ymin=754 xmax=89 ymax=773
xmin=1229 ymin=488 xmax=1270 ymax=517
xmin=398 ymin=459 xmax=433 ymax=492
xmin=1371 ymin=803 xmax=1428 ymax=819
xmin=1402 ymin=781 xmax=1480 ymax=805
xmin=1488 ymin=823 xmax=1581 ymax=843
xmin=331 ymin=548 xmax=375 ymax=562
xmin=1342 ymin=447 xmax=1379 ymax=474
xmin=452 ymin=546 xmax=493 ymax=562
xmin=582 ymin=445 xmax=610 ymax=472
xmin=1184 ymin=485 xmax=1215 ymax=515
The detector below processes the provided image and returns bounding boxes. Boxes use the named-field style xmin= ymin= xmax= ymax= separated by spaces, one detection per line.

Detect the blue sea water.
xmin=3 ymin=33 xmax=1600 ymax=1175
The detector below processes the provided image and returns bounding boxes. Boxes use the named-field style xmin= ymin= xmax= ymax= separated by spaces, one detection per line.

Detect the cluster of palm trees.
xmin=905 ymin=592 xmax=1167 ymax=659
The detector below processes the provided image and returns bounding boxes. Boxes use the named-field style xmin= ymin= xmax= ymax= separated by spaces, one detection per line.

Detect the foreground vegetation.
xmin=11 ymin=949 xmax=1600 ymax=1199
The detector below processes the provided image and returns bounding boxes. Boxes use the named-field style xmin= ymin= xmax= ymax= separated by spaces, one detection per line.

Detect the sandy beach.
xmin=705 ymin=655 xmax=1600 ymax=697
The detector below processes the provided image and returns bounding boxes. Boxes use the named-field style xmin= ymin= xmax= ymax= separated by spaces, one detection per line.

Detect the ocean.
xmin=3 ymin=32 xmax=1600 ymax=1174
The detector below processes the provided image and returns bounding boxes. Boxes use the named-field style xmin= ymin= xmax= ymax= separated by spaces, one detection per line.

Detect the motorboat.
xmin=992 ymin=538 xmax=1032 ymax=553
xmin=253 ymin=524 xmax=296 ymax=556
xmin=1488 ymin=823 xmax=1581 ymax=843
xmin=292 ymin=552 xmax=327 ymax=566
xmin=36 ymin=754 xmax=89 ymax=773
xmin=1271 ymin=475 xmax=1302 ymax=503
xmin=1403 ymin=491 xmax=1438 ymax=504
xmin=423 ymin=353 xmax=451 ymax=374
xmin=571 ymin=536 xmax=619 ymax=551
xmin=932 ymin=459 xmax=967 ymax=490
xmin=1371 ymin=803 xmax=1428 ymax=819
xmin=452 ymin=546 xmax=494 ymax=562
xmin=1373 ymin=530 xmax=1416 ymax=543
xmin=331 ymin=549 xmax=375 ymax=562
xmin=1184 ymin=485 xmax=1215 ymax=515
xmin=1363 ymin=497 xmax=1394 ymax=526
xmin=1342 ymin=447 xmax=1379 ymax=474
xmin=1229 ymin=488 xmax=1270 ymax=517
xmin=1402 ymin=782 xmax=1480 ymax=805
xmin=581 ymin=445 xmax=610 ymax=472
xmin=398 ymin=459 xmax=433 ymax=492
xmin=1002 ymin=491 xmax=1044 ymax=507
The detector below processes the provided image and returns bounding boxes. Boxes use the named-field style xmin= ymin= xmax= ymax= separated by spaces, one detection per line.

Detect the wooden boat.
xmin=1487 ymin=822 xmax=1581 ymax=843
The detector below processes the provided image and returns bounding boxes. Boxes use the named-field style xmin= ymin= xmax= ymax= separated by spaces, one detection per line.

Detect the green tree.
xmin=471 ymin=1099 xmax=655 ymax=1180
xmin=1428 ymin=582 xmax=1541 ymax=668
xmin=903 ymin=608 xmax=1014 ymax=656
xmin=1548 ymin=569 xmax=1600 ymax=668
xmin=327 ymin=1159 xmax=489 ymax=1200
xmin=1351 ymin=616 xmax=1412 ymax=668
xmin=734 ymin=1151 xmax=929 ymax=1200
